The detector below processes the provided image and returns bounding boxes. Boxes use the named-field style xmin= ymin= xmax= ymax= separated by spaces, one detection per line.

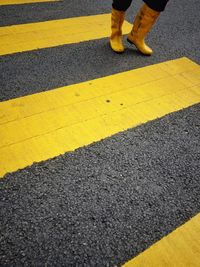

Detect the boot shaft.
xmin=131 ymin=4 xmax=160 ymax=38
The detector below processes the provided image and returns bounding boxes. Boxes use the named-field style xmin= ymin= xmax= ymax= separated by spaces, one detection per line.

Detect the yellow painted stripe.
xmin=0 ymin=57 xmax=200 ymax=177
xmin=0 ymin=14 xmax=131 ymax=56
xmin=123 ymin=213 xmax=200 ymax=267
xmin=0 ymin=0 xmax=59 ymax=5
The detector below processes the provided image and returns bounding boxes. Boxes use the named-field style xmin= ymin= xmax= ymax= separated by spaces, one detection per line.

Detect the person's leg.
xmin=143 ymin=0 xmax=169 ymax=12
xmin=110 ymin=0 xmax=132 ymax=53
xmin=127 ymin=0 xmax=169 ymax=55
xmin=112 ymin=0 xmax=132 ymax=12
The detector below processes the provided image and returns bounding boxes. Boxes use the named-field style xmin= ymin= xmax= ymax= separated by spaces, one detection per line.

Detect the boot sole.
xmin=109 ymin=44 xmax=124 ymax=54
xmin=127 ymin=38 xmax=152 ymax=56
xmin=112 ymin=50 xmax=124 ymax=54
xmin=109 ymin=41 xmax=125 ymax=54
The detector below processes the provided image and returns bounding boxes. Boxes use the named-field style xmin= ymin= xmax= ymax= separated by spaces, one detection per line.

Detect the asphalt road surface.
xmin=0 ymin=0 xmax=200 ymax=101
xmin=0 ymin=0 xmax=200 ymax=266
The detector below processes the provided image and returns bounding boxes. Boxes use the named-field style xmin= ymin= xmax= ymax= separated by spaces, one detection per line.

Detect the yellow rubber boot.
xmin=127 ymin=4 xmax=160 ymax=55
xmin=110 ymin=8 xmax=125 ymax=53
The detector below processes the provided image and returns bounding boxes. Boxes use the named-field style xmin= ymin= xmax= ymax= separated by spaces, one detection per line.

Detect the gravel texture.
xmin=0 ymin=1 xmax=199 ymax=266
xmin=0 ymin=104 xmax=200 ymax=266
xmin=0 ymin=0 xmax=200 ymax=101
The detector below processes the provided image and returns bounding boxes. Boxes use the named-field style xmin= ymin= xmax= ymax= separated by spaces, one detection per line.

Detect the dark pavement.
xmin=0 ymin=0 xmax=200 ymax=101
xmin=0 ymin=0 xmax=200 ymax=266
xmin=1 ymin=104 xmax=200 ymax=266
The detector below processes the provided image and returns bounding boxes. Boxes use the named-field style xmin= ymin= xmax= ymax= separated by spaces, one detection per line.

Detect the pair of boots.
xmin=110 ymin=4 xmax=160 ymax=55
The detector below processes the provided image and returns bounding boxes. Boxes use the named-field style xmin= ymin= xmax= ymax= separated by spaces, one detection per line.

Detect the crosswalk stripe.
xmin=123 ymin=213 xmax=200 ymax=267
xmin=0 ymin=0 xmax=59 ymax=5
xmin=0 ymin=57 xmax=199 ymax=177
xmin=0 ymin=14 xmax=131 ymax=56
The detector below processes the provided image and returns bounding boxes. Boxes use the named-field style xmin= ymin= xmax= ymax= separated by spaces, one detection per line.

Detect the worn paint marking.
xmin=0 ymin=57 xmax=200 ymax=177
xmin=123 ymin=213 xmax=200 ymax=267
xmin=0 ymin=14 xmax=131 ymax=56
xmin=0 ymin=0 xmax=59 ymax=6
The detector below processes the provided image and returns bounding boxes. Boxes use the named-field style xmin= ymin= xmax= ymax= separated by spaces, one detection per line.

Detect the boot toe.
xmin=127 ymin=37 xmax=153 ymax=56
xmin=110 ymin=40 xmax=125 ymax=53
